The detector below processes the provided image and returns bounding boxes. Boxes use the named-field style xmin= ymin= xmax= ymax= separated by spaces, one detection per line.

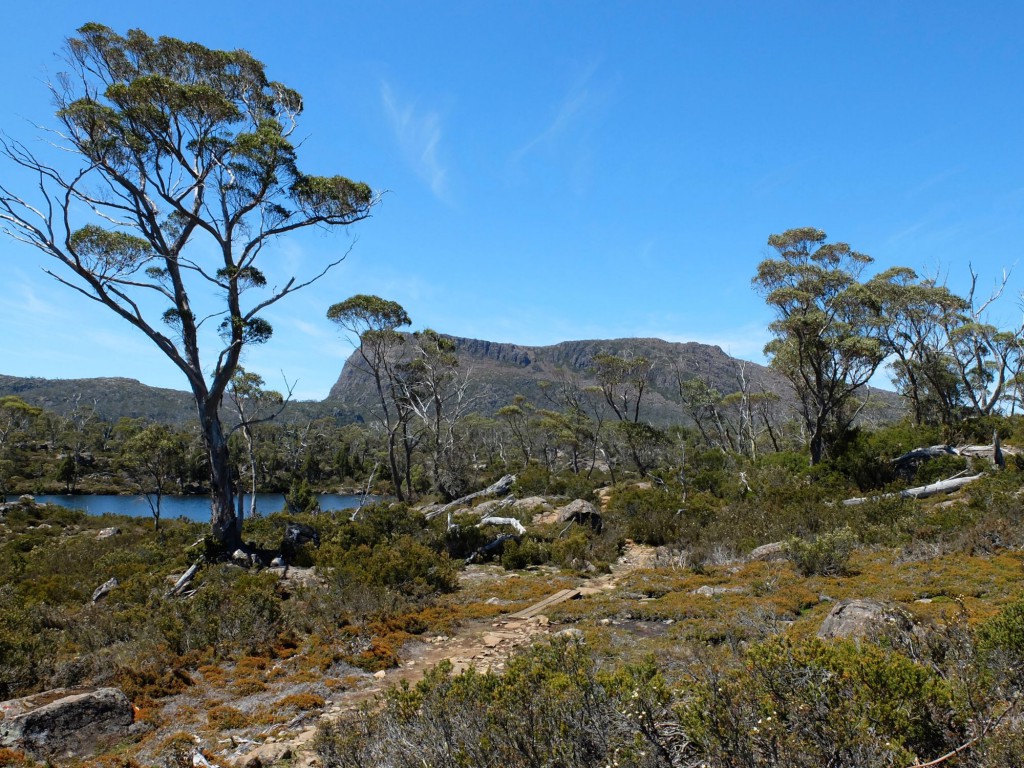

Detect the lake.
xmin=3 ymin=493 xmax=372 ymax=523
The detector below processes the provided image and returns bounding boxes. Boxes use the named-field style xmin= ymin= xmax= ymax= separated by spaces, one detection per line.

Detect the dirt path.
xmin=233 ymin=542 xmax=656 ymax=767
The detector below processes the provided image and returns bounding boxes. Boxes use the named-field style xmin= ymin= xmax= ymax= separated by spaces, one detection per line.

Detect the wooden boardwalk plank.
xmin=508 ymin=588 xmax=582 ymax=619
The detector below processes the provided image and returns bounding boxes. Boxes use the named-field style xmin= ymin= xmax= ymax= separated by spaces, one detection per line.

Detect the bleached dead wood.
xmin=892 ymin=445 xmax=959 ymax=466
xmin=424 ymin=474 xmax=517 ymax=520
xmin=166 ymin=557 xmax=203 ymax=597
xmin=477 ymin=516 xmax=527 ymax=535
xmin=843 ymin=473 xmax=985 ymax=506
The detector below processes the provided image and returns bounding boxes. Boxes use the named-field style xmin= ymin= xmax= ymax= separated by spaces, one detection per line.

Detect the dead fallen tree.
xmin=478 ymin=516 xmax=527 ymax=535
xmin=424 ymin=474 xmax=517 ymax=520
xmin=893 ymin=433 xmax=1015 ymax=471
xmin=892 ymin=445 xmax=959 ymax=467
xmin=843 ymin=473 xmax=985 ymax=506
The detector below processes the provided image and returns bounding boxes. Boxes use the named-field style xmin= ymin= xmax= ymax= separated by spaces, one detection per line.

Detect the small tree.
xmin=753 ymin=228 xmax=885 ymax=465
xmin=866 ymin=267 xmax=968 ymax=426
xmin=0 ymin=396 xmax=42 ymax=496
xmin=327 ymin=295 xmax=414 ymax=500
xmin=591 ymin=351 xmax=657 ymax=475
xmin=0 ymin=25 xmax=374 ymax=549
xmin=226 ymin=368 xmax=285 ymax=520
xmin=121 ymin=423 xmax=187 ymax=529
xmin=400 ymin=330 xmax=473 ymax=499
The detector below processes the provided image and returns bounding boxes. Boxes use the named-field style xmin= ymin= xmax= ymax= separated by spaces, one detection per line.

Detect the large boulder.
xmin=556 ymin=499 xmax=602 ymax=531
xmin=817 ymin=598 xmax=911 ymax=640
xmin=0 ymin=687 xmax=133 ymax=759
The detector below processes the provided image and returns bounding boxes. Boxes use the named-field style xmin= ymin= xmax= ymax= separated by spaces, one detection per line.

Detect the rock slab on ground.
xmin=817 ymin=598 xmax=910 ymax=640
xmin=0 ymin=687 xmax=133 ymax=759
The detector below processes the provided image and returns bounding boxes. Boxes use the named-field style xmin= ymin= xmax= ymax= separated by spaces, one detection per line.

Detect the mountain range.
xmin=1 ymin=336 xmax=903 ymax=427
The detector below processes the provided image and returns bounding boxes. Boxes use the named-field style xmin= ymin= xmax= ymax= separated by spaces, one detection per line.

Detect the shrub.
xmin=976 ymin=598 xmax=1024 ymax=694
xmin=500 ymin=537 xmax=550 ymax=570
xmin=207 ymin=704 xmax=249 ymax=731
xmin=684 ymin=636 xmax=955 ymax=766
xmin=785 ymin=526 xmax=857 ymax=576
xmin=315 ymin=640 xmax=675 ymax=768
xmin=605 ymin=482 xmax=688 ymax=547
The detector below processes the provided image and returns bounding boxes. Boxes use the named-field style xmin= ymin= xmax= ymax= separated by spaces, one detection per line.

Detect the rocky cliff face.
xmin=326 ymin=335 xmax=795 ymax=426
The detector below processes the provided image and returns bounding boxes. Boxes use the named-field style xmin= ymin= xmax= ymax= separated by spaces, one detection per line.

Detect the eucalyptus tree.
xmin=866 ymin=267 xmax=967 ymax=426
xmin=121 ymin=423 xmax=188 ymax=530
xmin=226 ymin=368 xmax=285 ymax=519
xmin=0 ymin=396 xmax=42 ymax=496
xmin=591 ymin=352 xmax=659 ymax=476
xmin=327 ymin=295 xmax=414 ymax=500
xmin=753 ymin=228 xmax=886 ymax=465
xmin=942 ymin=268 xmax=1024 ymax=418
xmin=0 ymin=25 xmax=374 ymax=548
xmin=400 ymin=330 xmax=473 ymax=498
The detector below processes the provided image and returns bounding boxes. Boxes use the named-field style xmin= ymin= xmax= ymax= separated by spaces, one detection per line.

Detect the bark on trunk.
xmin=200 ymin=404 xmax=241 ymax=551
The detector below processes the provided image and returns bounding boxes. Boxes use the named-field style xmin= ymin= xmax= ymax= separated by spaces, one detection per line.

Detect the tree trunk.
xmin=200 ymin=404 xmax=241 ymax=551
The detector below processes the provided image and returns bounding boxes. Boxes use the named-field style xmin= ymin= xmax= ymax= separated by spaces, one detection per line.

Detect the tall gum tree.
xmin=753 ymin=228 xmax=886 ymax=465
xmin=0 ymin=25 xmax=374 ymax=549
xmin=327 ymin=295 xmax=413 ymax=501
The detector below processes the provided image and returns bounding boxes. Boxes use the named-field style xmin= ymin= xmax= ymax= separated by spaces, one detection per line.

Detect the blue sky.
xmin=2 ymin=2 xmax=1023 ymax=400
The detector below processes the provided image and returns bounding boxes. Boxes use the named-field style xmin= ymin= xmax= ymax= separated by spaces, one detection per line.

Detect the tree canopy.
xmin=0 ymin=24 xmax=375 ymax=548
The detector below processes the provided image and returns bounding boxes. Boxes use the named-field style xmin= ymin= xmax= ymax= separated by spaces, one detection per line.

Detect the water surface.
xmin=4 ymin=493 xmax=371 ymax=523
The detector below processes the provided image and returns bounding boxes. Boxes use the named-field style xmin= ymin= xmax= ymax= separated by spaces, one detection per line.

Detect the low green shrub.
xmin=785 ymin=526 xmax=858 ymax=576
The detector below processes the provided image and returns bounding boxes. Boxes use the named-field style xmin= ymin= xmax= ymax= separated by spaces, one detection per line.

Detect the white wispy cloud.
xmin=381 ymin=82 xmax=450 ymax=201
xmin=511 ymin=61 xmax=616 ymax=163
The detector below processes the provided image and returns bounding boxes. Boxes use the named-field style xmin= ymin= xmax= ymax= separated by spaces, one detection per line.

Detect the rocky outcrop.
xmin=746 ymin=541 xmax=786 ymax=561
xmin=817 ymin=598 xmax=911 ymax=640
xmin=91 ymin=577 xmax=119 ymax=603
xmin=0 ymin=687 xmax=133 ymax=759
xmin=556 ymin=499 xmax=602 ymax=531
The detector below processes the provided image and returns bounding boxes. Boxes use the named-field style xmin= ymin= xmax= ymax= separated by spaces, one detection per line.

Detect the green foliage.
xmin=685 ymin=636 xmax=954 ymax=765
xmin=785 ymin=526 xmax=858 ymax=576
xmin=606 ymin=483 xmax=686 ymax=546
xmin=754 ymin=228 xmax=885 ymax=465
xmin=315 ymin=639 xmax=673 ymax=768
xmin=976 ymin=598 xmax=1024 ymax=694
xmin=500 ymin=536 xmax=550 ymax=570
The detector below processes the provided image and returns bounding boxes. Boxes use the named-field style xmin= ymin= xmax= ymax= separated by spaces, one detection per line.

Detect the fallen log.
xmin=166 ymin=556 xmax=203 ymax=597
xmin=892 ymin=445 xmax=959 ymax=466
xmin=478 ymin=516 xmax=527 ymax=535
xmin=843 ymin=473 xmax=985 ymax=506
xmin=425 ymin=474 xmax=517 ymax=520
xmin=465 ymin=533 xmax=519 ymax=564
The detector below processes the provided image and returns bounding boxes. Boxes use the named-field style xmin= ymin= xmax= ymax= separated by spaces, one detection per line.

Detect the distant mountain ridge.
xmin=2 ymin=335 xmax=904 ymax=427
xmin=327 ymin=335 xmax=795 ymax=426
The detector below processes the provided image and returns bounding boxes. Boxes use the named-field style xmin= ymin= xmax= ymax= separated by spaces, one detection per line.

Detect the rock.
xmin=555 ymin=499 xmax=603 ymax=531
xmin=746 ymin=541 xmax=786 ymax=561
xmin=240 ymin=743 xmax=293 ymax=768
xmin=373 ymin=670 xmax=387 ymax=679
xmin=483 ymin=633 xmax=502 ymax=648
xmin=473 ymin=499 xmax=503 ymax=516
xmin=91 ymin=577 xmax=119 ymax=603
xmin=95 ymin=527 xmax=121 ymax=540
xmin=817 ymin=598 xmax=911 ymax=640
xmin=231 ymin=549 xmax=252 ymax=566
xmin=512 ymin=496 xmax=551 ymax=513
xmin=18 ymin=495 xmax=35 ymax=504
xmin=282 ymin=523 xmax=320 ymax=557
xmin=0 ymin=687 xmax=133 ymax=759
xmin=270 ymin=556 xmax=286 ymax=568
